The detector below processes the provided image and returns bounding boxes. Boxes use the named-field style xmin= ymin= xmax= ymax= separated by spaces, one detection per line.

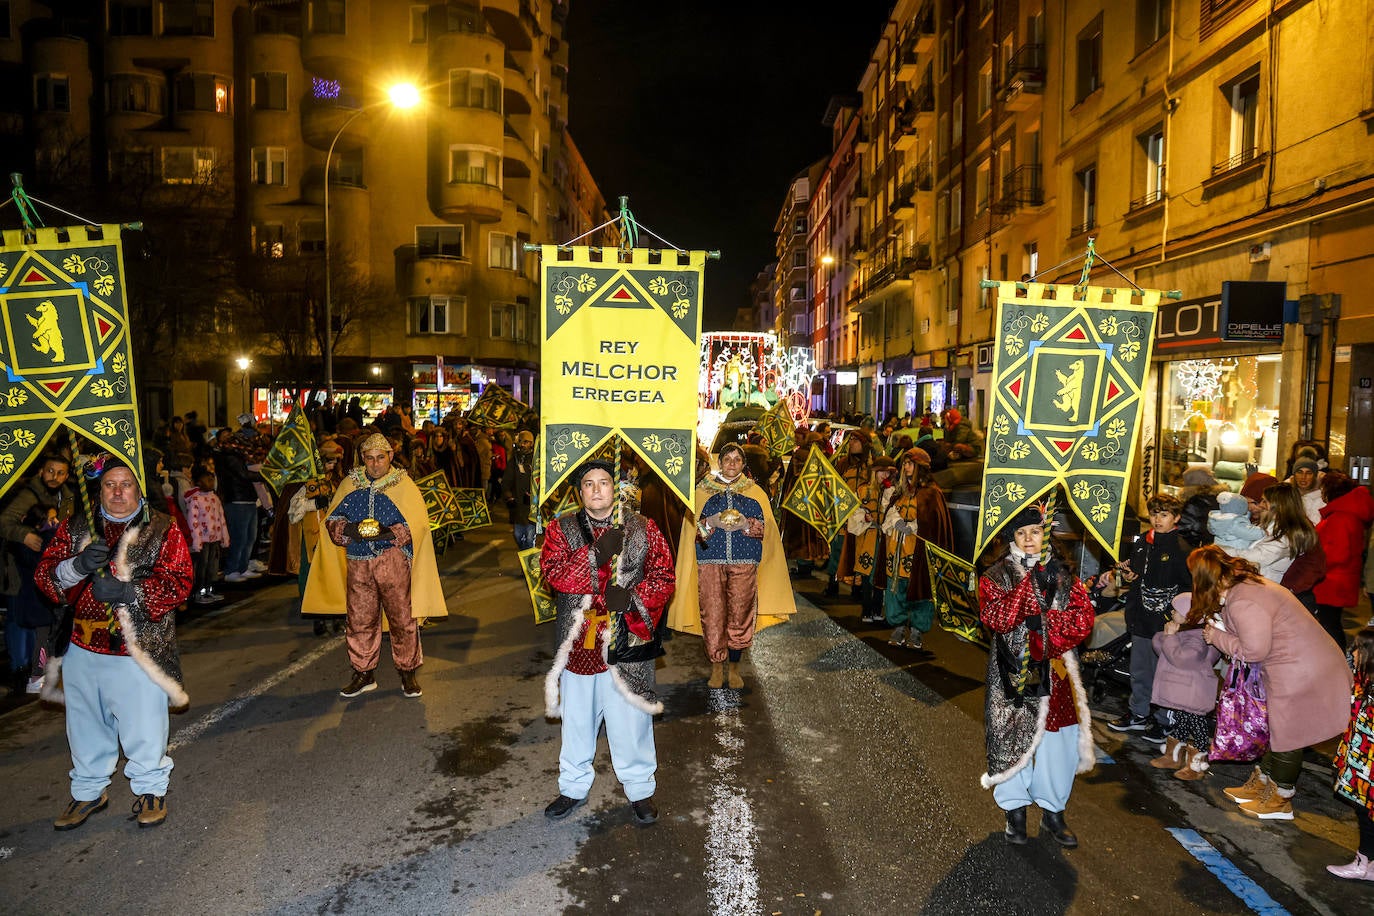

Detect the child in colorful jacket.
xmin=184 ymin=467 xmax=230 ymax=606
xmin=1329 ymin=627 xmax=1374 ymax=882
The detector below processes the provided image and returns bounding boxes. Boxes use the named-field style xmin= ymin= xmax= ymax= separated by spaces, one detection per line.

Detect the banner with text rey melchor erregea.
xmin=539 ymin=246 xmax=705 ymax=508
xmin=975 ymin=281 xmax=1160 ymax=561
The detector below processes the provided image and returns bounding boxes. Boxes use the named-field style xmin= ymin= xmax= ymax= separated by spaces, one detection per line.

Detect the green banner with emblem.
xmin=538 ymin=245 xmax=705 ymax=509
xmin=0 ymin=225 xmax=145 ymax=497
xmin=975 ymin=281 xmax=1160 ymax=560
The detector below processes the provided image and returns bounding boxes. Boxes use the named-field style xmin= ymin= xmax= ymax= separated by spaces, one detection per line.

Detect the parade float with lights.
xmin=696 ymin=331 xmax=816 ymax=447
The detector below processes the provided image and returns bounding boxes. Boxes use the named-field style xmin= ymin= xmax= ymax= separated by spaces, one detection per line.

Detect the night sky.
xmin=565 ymin=1 xmax=894 ymax=330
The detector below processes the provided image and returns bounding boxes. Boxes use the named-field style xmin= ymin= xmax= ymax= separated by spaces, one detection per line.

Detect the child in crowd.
xmin=1150 ymin=594 xmax=1221 ymax=779
xmin=1207 ymin=491 xmax=1264 ymax=552
xmin=1099 ymin=494 xmax=1195 ymax=743
xmin=184 ymin=465 xmax=230 ymax=606
xmin=1329 ymin=627 xmax=1374 ymax=882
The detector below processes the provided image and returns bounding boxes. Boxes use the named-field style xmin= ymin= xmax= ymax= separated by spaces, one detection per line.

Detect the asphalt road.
xmin=0 ymin=528 xmax=1371 ymax=915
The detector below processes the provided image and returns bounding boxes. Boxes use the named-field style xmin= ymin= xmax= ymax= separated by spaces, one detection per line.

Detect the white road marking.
xmin=705 ymin=689 xmax=759 ymax=915
xmin=168 ymin=638 xmax=339 ymax=751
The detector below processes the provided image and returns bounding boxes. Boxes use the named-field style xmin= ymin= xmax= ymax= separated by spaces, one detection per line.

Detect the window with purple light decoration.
xmin=312 ymin=77 xmax=341 ymax=101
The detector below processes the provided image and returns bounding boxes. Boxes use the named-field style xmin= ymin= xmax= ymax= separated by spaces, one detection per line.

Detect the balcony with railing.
xmin=898 ymin=242 xmax=932 ymax=274
xmin=993 ymin=165 xmax=1044 ymax=215
xmin=911 ymin=4 xmax=935 ymax=53
xmin=1212 ymin=146 xmax=1260 ymax=176
xmin=1128 ymin=186 xmax=1165 ymax=215
xmin=1000 ymin=44 xmax=1045 ymax=111
xmin=1203 ymin=146 xmax=1265 ymax=193
xmin=1069 ymin=212 xmax=1097 ymax=237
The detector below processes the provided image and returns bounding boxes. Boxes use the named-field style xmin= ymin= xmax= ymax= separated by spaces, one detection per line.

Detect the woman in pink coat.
xmin=1313 ymin=471 xmax=1374 ymax=650
xmin=1191 ymin=546 xmax=1353 ymax=820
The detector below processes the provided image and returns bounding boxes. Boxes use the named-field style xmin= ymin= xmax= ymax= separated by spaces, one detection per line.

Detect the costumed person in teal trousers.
xmin=881 ymin=447 xmax=952 ymax=649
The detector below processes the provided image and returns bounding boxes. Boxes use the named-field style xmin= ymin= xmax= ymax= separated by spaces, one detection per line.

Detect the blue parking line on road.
xmin=1167 ymin=828 xmax=1290 ymax=915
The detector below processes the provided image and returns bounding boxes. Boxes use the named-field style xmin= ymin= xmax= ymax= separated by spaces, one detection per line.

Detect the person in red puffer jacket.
xmin=1314 ymin=471 xmax=1374 ymax=650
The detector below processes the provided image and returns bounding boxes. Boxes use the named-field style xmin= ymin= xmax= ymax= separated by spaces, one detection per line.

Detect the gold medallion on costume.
xmin=718 ymin=508 xmax=743 ymax=529
xmin=357 ymin=517 xmax=382 ymax=538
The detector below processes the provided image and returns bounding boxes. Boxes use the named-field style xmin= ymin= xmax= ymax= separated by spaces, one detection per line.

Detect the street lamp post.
xmin=235 ymin=355 xmax=251 ymax=420
xmin=322 ymin=82 xmax=420 ymax=403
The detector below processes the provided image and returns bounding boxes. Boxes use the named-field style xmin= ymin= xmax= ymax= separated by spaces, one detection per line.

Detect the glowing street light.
xmin=324 ymin=82 xmax=421 ymax=401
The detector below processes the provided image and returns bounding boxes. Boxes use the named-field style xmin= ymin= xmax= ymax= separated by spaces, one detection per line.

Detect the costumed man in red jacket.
xmin=978 ymin=503 xmax=1096 ymax=847
xmin=540 ymin=458 xmax=676 ymax=826
xmin=35 ymin=455 xmax=194 ymax=830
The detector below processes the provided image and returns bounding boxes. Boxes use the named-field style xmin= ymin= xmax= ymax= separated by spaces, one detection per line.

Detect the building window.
xmin=953 ymin=9 xmax=966 ymax=57
xmin=1135 ymin=128 xmax=1165 ymax=208
xmin=417 ymin=225 xmax=464 ymax=258
xmin=1073 ymin=165 xmax=1097 ymax=234
xmin=449 ymin=146 xmax=500 ymax=186
xmin=1221 ymin=69 xmax=1260 ymax=169
xmin=253 ymin=223 xmax=284 ymax=258
xmin=410 ymin=5 xmax=427 ymax=42
xmin=448 ymin=69 xmax=501 ymax=112
xmin=1136 ymin=0 xmax=1170 ymax=53
xmin=443 ymin=1 xmax=485 ymax=33
xmin=309 ymin=0 xmax=345 ymax=34
xmin=951 ymin=184 xmax=962 ymax=230
xmin=34 ymin=75 xmax=69 ymax=112
xmin=109 ymin=148 xmax=155 ymax=181
xmin=413 ymin=295 xmax=456 ymax=335
xmin=110 ymin=1 xmax=154 ymax=35
xmin=1025 ymin=241 xmax=1039 ymax=278
xmin=253 ymin=2 xmax=299 ymax=34
xmin=161 ymin=0 xmax=214 ymax=36
xmin=162 ymin=146 xmax=215 ymax=184
xmin=977 ymin=62 xmax=993 ymax=118
xmin=976 ymin=160 xmax=991 ymax=213
xmin=490 ymin=302 xmax=524 ymax=340
xmin=978 ymin=265 xmax=991 ymax=309
xmin=793 ymin=215 xmax=806 ymax=235
xmin=298 ymin=219 xmax=324 ymax=254
xmin=333 ymin=149 xmax=363 ymax=187
xmin=251 ymin=147 xmax=287 ymax=186
xmin=176 ymin=73 xmax=230 ymax=113
xmin=936 ymin=192 xmax=947 ymax=240
xmin=1076 ymin=14 xmax=1103 ymax=102
xmin=489 ymin=231 xmax=517 ymax=270
xmin=792 ymin=250 xmax=807 ymax=269
xmin=952 ymin=95 xmax=963 ymax=145
xmin=109 ymin=75 xmax=162 ymax=114
xmin=251 ymin=72 xmax=287 ymax=111
xmin=939 ymin=33 xmax=951 ymax=76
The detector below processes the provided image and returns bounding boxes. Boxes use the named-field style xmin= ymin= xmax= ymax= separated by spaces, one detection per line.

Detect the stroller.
xmin=1078 ymin=600 xmax=1131 ymax=704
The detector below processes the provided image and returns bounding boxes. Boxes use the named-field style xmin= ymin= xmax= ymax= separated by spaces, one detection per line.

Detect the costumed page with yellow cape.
xmin=666 ymin=473 xmax=795 ymax=635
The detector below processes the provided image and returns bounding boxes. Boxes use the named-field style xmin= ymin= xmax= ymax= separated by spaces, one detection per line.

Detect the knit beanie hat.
xmin=1239 ymin=472 xmax=1278 ymax=502
xmin=1292 ymin=457 xmax=1319 ymax=474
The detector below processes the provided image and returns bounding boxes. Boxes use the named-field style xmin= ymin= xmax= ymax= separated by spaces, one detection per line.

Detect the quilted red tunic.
xmin=541 ymin=516 xmax=675 ymax=675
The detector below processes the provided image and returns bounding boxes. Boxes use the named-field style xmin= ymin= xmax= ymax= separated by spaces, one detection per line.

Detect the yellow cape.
xmin=301 ymin=470 xmax=448 ymax=620
xmin=666 ymin=475 xmax=796 ymax=636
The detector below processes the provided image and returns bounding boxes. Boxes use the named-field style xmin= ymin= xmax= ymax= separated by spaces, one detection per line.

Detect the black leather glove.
xmin=593 ymin=527 xmax=624 ymax=566
xmin=605 ymin=584 xmax=634 ymax=613
xmin=91 ymin=574 xmax=137 ymax=606
xmin=72 ymin=542 xmax=111 ymax=577
xmin=1025 ymin=612 xmax=1043 ymax=633
xmin=341 ymin=521 xmax=362 ymax=540
xmin=371 ymin=526 xmax=396 ymax=541
xmin=1034 ymin=559 xmax=1060 ymax=594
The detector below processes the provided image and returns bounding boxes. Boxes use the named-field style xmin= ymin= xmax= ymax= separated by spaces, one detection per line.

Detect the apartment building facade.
xmin=784 ymin=0 xmax=1373 ymax=496
xmin=2 ymin=0 xmax=597 ymax=423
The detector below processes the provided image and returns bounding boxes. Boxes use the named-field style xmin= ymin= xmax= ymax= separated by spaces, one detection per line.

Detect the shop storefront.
xmin=1149 ymin=283 xmax=1290 ymax=493
xmin=411 ymin=360 xmax=473 ymax=425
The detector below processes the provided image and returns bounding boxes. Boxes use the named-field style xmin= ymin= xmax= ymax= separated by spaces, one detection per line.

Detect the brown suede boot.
xmin=707 ymin=662 xmax=724 ymax=689
xmin=1174 ymin=745 xmax=1209 ymax=781
xmin=1149 ymin=737 xmax=1186 ymax=770
xmin=727 ymin=662 xmax=745 ymax=689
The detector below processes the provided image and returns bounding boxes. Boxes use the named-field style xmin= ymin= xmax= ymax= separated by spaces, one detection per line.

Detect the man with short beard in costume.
xmin=978 ymin=503 xmax=1095 ymax=848
xmin=668 ymin=442 xmax=794 ymax=689
xmin=540 ymin=459 xmax=675 ymax=825
xmin=303 ymin=433 xmax=446 ymax=698
xmin=36 ymin=455 xmax=193 ymax=829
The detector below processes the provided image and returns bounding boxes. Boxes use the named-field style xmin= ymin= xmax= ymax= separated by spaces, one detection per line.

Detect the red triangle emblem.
xmin=95 ymin=315 xmax=115 ymax=340
xmin=22 ymin=268 xmax=51 ymax=285
xmin=1051 ymin=439 xmax=1075 ymax=454
xmin=43 ymin=380 xmax=68 ymax=396
xmin=1065 ymin=326 xmax=1087 ymax=341
xmin=1106 ymin=379 xmax=1121 ymax=401
xmin=607 ymin=285 xmax=637 ymax=302
xmin=1007 ymin=377 xmax=1023 ymax=399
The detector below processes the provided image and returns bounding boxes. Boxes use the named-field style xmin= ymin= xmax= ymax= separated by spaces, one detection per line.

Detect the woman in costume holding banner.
xmin=847 ymin=456 xmax=896 ymax=624
xmin=668 ymin=443 xmax=795 ymax=689
xmin=781 ymin=430 xmax=831 ymax=576
xmin=881 ymin=449 xmax=952 ymax=649
xmin=979 ymin=502 xmax=1096 ymax=848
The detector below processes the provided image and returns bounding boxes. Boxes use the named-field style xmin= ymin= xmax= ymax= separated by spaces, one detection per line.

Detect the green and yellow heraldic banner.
xmin=539 ymin=246 xmax=705 ymax=508
xmin=976 ymin=281 xmax=1161 ymax=560
xmin=0 ymin=225 xmax=144 ymax=497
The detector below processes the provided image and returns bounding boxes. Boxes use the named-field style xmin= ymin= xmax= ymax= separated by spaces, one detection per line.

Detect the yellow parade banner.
xmin=0 ymin=225 xmax=145 ymax=497
xmin=538 ymin=245 xmax=705 ymax=509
